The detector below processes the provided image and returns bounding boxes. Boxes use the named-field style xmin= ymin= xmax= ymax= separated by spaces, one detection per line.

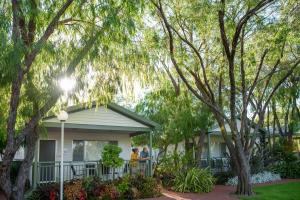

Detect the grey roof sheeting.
xmin=43 ymin=102 xmax=160 ymax=132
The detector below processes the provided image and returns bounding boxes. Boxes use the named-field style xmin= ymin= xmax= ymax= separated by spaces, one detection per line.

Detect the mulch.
xmin=143 ymin=179 xmax=300 ymax=200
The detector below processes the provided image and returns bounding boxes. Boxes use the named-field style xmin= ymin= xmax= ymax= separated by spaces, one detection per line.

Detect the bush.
xmin=102 ymin=144 xmax=124 ymax=180
xmin=266 ymin=140 xmax=300 ymax=179
xmin=102 ymin=144 xmax=124 ymax=169
xmin=226 ymin=171 xmax=281 ymax=186
xmin=214 ymin=171 xmax=234 ymax=185
xmin=155 ymin=153 xmax=190 ymax=188
xmin=83 ymin=176 xmax=102 ymax=195
xmin=173 ymin=168 xmax=215 ymax=193
xmin=131 ymin=175 xmax=161 ymax=198
xmin=27 ymin=183 xmax=59 ymax=200
xmin=157 ymin=171 xmax=175 ymax=188
xmin=270 ymin=160 xmax=300 ymax=178
xmin=64 ymin=179 xmax=86 ymax=200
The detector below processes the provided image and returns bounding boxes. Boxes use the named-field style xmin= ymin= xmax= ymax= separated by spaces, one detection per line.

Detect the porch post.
xmin=207 ymin=132 xmax=211 ymax=168
xmin=57 ymin=110 xmax=68 ymax=200
xmin=149 ymin=130 xmax=153 ymax=176
xmin=60 ymin=121 xmax=65 ymax=200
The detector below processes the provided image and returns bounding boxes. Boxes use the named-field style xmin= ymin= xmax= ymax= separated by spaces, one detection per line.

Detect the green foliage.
xmin=125 ymin=174 xmax=161 ymax=199
xmin=101 ymin=144 xmax=124 ymax=168
xmin=214 ymin=171 xmax=234 ymax=185
xmin=270 ymin=140 xmax=298 ymax=163
xmin=28 ymin=175 xmax=161 ymax=200
xmin=270 ymin=161 xmax=300 ymax=179
xmin=116 ymin=178 xmax=130 ymax=195
xmin=267 ymin=140 xmax=300 ymax=178
xmin=134 ymin=84 xmax=213 ymax=151
xmin=157 ymin=153 xmax=189 ymax=174
xmin=27 ymin=183 xmax=59 ymax=200
xmin=173 ymin=168 xmax=215 ymax=193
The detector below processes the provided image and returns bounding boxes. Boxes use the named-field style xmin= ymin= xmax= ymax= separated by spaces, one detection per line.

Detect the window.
xmin=85 ymin=141 xmax=108 ymax=161
xmin=220 ymin=143 xmax=227 ymax=157
xmin=72 ymin=140 xmax=118 ymax=161
xmin=73 ymin=140 xmax=84 ymax=161
xmin=201 ymin=143 xmax=208 ymax=158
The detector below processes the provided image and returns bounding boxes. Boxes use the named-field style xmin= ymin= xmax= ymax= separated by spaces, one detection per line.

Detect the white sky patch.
xmin=59 ymin=77 xmax=76 ymax=92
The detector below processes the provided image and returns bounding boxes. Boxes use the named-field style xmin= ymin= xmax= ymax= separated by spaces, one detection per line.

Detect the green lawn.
xmin=240 ymin=181 xmax=300 ymax=200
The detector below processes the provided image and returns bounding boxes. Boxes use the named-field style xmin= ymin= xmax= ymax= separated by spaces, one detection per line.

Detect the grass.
xmin=240 ymin=181 xmax=300 ymax=200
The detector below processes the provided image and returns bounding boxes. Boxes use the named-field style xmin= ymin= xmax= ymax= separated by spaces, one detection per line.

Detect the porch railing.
xmin=33 ymin=160 xmax=151 ymax=186
xmin=200 ymin=157 xmax=231 ymax=173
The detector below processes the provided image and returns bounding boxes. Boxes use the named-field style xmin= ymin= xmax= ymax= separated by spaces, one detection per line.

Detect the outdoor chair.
xmin=70 ymin=164 xmax=85 ymax=179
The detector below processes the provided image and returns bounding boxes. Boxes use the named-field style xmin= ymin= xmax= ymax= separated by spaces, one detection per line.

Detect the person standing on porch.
xmin=139 ymin=147 xmax=150 ymax=176
xmin=130 ymin=148 xmax=139 ymax=175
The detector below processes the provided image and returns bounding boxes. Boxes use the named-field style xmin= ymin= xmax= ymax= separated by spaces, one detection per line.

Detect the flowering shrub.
xmin=27 ymin=183 xmax=59 ymax=200
xmin=64 ymin=179 xmax=86 ymax=200
xmin=226 ymin=171 xmax=281 ymax=186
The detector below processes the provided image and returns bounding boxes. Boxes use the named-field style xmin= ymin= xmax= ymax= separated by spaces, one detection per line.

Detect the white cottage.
xmin=30 ymin=103 xmax=159 ymax=186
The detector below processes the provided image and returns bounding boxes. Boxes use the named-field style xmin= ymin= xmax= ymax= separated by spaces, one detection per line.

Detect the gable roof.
xmin=208 ymin=118 xmax=264 ymax=134
xmin=43 ymin=102 xmax=160 ymax=135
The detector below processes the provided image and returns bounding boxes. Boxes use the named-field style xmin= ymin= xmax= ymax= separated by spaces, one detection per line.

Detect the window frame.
xmin=72 ymin=140 xmax=118 ymax=161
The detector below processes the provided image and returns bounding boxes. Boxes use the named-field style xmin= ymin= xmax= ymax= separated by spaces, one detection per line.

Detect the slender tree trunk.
xmin=173 ymin=143 xmax=178 ymax=169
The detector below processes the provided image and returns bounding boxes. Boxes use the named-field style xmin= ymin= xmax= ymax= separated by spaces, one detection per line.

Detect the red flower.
xmin=79 ymin=189 xmax=86 ymax=200
xmin=49 ymin=190 xmax=56 ymax=200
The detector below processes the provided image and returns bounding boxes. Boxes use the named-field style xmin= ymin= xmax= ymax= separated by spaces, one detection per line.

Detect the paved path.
xmin=144 ymin=179 xmax=300 ymax=200
xmin=145 ymin=185 xmax=237 ymax=200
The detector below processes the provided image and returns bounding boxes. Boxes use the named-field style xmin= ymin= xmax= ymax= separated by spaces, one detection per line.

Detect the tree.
xmin=134 ymin=82 xmax=213 ymax=167
xmin=148 ymin=0 xmax=300 ymax=195
xmin=0 ymin=1 xmax=146 ymax=199
xmin=101 ymin=144 xmax=124 ymax=180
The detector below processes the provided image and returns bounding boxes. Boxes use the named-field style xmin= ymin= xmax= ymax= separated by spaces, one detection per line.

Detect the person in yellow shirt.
xmin=130 ymin=148 xmax=139 ymax=175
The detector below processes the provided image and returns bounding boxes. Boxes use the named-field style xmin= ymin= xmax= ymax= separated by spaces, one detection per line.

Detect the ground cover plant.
xmin=226 ymin=171 xmax=281 ymax=186
xmin=173 ymin=168 xmax=215 ymax=193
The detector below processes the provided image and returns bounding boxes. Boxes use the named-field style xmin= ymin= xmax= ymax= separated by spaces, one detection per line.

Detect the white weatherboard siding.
xmin=38 ymin=130 xmax=132 ymax=161
xmin=44 ymin=107 xmax=148 ymax=128
xmin=166 ymin=135 xmax=228 ymax=158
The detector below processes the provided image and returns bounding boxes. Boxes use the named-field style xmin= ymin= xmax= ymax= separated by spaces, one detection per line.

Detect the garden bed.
xmin=27 ymin=175 xmax=162 ymax=200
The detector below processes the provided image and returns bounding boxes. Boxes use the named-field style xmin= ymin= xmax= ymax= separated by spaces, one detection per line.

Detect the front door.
xmin=39 ymin=140 xmax=56 ymax=182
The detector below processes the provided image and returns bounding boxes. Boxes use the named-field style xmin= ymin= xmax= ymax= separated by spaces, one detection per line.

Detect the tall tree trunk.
xmin=195 ymin=131 xmax=206 ymax=168
xmin=215 ymin=115 xmax=253 ymax=195
xmin=232 ymin=146 xmax=253 ymax=195
xmin=0 ymin=153 xmax=14 ymax=198
xmin=12 ymin=127 xmax=38 ymax=200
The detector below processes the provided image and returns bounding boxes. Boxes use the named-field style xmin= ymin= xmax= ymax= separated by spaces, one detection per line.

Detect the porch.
xmin=32 ymin=160 xmax=152 ymax=187
xmin=32 ymin=157 xmax=229 ymax=187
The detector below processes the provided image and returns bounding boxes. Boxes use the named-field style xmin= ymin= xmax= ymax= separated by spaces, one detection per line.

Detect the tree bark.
xmin=195 ymin=131 xmax=206 ymax=168
xmin=234 ymin=140 xmax=253 ymax=195
xmin=12 ymin=127 xmax=38 ymax=200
